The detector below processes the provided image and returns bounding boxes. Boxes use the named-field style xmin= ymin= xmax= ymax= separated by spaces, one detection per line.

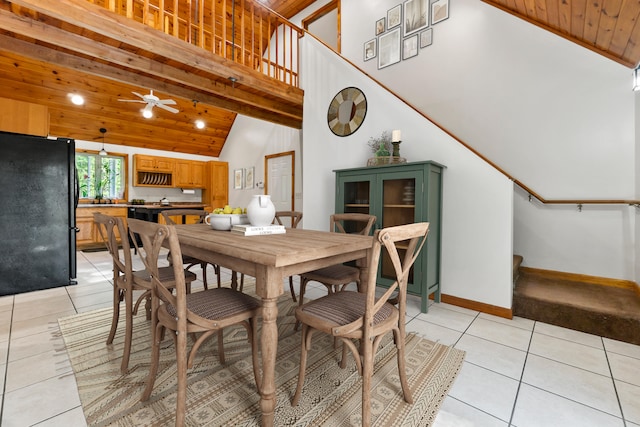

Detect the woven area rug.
xmin=58 ymin=281 xmax=465 ymax=426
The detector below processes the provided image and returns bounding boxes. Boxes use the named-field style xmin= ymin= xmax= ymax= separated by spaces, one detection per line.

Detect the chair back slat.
xmin=160 ymin=209 xmax=208 ymax=225
xmin=94 ymin=213 xmax=133 ymax=283
xmin=330 ymin=213 xmax=376 ymax=235
xmin=127 ymin=219 xmax=186 ymax=314
xmin=274 ymin=211 xmax=303 ymax=228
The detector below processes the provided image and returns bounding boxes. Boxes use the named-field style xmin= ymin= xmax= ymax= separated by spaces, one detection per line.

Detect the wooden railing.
xmin=89 ymin=0 xmax=303 ymax=87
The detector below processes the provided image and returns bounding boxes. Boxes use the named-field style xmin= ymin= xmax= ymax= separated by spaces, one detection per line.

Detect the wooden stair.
xmin=512 ymin=256 xmax=640 ymax=345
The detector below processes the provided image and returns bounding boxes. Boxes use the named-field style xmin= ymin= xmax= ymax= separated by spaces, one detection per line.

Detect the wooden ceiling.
xmin=0 ymin=0 xmax=311 ymax=156
xmin=1 ymin=0 xmax=638 ymax=157
xmin=482 ymin=0 xmax=640 ymax=68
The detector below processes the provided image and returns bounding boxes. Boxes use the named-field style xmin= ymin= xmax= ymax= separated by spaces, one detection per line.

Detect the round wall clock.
xmin=327 ymin=87 xmax=367 ymax=137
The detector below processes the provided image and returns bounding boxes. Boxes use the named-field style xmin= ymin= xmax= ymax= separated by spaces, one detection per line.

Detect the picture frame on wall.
xmin=376 ymin=17 xmax=385 ymax=35
xmin=234 ymin=168 xmax=243 ymax=189
xmin=378 ymin=27 xmax=401 ymax=69
xmin=431 ymin=0 xmax=449 ymax=25
xmin=387 ymin=4 xmax=402 ymax=30
xmin=403 ymin=34 xmax=419 ymax=60
xmin=364 ymin=38 xmax=377 ymax=61
xmin=403 ymin=0 xmax=429 ymax=36
xmin=419 ymin=28 xmax=433 ymax=48
xmin=245 ymin=166 xmax=254 ymax=189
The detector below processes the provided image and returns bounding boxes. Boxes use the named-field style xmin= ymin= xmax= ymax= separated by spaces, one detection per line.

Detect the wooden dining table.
xmin=172 ymin=223 xmax=374 ymax=426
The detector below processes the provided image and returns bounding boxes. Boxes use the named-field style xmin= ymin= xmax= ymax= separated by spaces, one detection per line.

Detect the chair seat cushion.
xmin=301 ymin=264 xmax=360 ymax=285
xmin=298 ymin=291 xmax=395 ymax=328
xmin=133 ymin=266 xmax=196 ymax=284
xmin=166 ymin=288 xmax=261 ymax=320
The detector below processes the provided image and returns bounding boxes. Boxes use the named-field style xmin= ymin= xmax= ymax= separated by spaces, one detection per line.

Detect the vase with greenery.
xmin=367 ymin=131 xmax=392 ymax=165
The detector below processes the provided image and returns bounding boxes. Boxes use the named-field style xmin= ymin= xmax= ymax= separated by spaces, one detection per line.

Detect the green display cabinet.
xmin=334 ymin=161 xmax=444 ymax=313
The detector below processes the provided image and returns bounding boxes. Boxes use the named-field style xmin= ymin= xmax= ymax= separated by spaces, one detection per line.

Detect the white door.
xmin=266 ymin=151 xmax=294 ymax=215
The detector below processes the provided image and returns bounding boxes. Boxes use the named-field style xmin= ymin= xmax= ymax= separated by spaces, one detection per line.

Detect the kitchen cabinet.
xmin=76 ymin=206 xmax=128 ymax=250
xmin=175 ymin=159 xmax=205 ymax=188
xmin=334 ymin=161 xmax=444 ymax=313
xmin=203 ymin=161 xmax=229 ymax=209
xmin=133 ymin=154 xmax=174 ymax=187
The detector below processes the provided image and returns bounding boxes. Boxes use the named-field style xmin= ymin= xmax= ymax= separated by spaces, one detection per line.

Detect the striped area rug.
xmin=58 ymin=282 xmax=464 ymax=426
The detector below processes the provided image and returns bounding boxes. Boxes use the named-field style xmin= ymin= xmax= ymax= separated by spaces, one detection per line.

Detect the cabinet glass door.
xmin=378 ymin=172 xmax=421 ymax=292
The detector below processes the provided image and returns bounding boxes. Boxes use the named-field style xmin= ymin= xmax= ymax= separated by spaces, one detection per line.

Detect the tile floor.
xmin=1 ymin=250 xmax=639 ymax=426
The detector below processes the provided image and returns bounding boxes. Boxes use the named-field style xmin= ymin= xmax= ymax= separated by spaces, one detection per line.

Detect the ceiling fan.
xmin=118 ymin=90 xmax=179 ymax=117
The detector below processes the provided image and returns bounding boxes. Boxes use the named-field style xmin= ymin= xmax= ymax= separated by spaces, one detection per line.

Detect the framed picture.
xmin=403 ymin=0 xmax=429 ymax=36
xmin=234 ymin=168 xmax=243 ymax=189
xmin=375 ymin=17 xmax=385 ymax=35
xmin=403 ymin=34 xmax=419 ymax=60
xmin=378 ymin=27 xmax=401 ymax=69
xmin=245 ymin=166 xmax=254 ymax=189
xmin=419 ymin=28 xmax=433 ymax=48
xmin=364 ymin=38 xmax=377 ymax=61
xmin=431 ymin=0 xmax=449 ymax=25
xmin=387 ymin=4 xmax=402 ymax=30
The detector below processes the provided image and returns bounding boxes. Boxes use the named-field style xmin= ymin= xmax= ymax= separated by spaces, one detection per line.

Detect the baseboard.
xmin=520 ymin=267 xmax=639 ymax=295
xmin=438 ymin=293 xmax=513 ymax=319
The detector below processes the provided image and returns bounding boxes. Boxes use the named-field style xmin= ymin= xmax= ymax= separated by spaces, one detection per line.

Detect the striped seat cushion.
xmin=300 ymin=291 xmax=395 ymax=327
xmin=166 ymin=287 xmax=261 ymax=320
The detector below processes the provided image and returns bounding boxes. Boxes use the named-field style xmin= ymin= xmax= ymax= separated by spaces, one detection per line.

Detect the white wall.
xmin=219 ymin=115 xmax=302 ymax=210
xmin=75 ymin=140 xmax=214 ymax=203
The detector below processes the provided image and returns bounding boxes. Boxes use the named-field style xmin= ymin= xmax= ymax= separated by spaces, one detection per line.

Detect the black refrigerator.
xmin=0 ymin=131 xmax=77 ymax=296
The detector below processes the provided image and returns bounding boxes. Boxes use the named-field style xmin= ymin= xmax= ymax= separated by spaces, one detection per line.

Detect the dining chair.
xmin=160 ymin=209 xmax=221 ymax=289
xmin=127 ymin=218 xmax=262 ymax=427
xmin=239 ymin=210 xmax=303 ymax=301
xmin=94 ymin=213 xmax=197 ymax=374
xmin=291 ymin=222 xmax=430 ymax=425
xmin=297 ymin=213 xmax=376 ymax=304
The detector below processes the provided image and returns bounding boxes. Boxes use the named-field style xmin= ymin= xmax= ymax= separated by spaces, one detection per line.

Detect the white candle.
xmin=392 ymin=130 xmax=401 ymax=142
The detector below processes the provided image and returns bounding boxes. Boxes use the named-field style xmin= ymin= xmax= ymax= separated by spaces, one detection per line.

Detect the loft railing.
xmin=88 ymin=0 xmax=303 ymax=87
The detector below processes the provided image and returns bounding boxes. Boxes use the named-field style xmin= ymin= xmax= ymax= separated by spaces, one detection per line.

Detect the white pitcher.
xmin=247 ymin=195 xmax=276 ymax=227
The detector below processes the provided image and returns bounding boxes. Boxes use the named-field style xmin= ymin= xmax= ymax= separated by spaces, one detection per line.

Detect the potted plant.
xmin=367 ymin=131 xmax=392 ymax=165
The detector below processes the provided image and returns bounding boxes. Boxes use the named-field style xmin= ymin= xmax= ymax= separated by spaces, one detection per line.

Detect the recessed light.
xmin=195 ymin=119 xmax=205 ymax=129
xmin=69 ymin=93 xmax=84 ymax=105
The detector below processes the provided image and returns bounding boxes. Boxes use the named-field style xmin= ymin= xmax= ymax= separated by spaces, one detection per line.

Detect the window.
xmin=76 ymin=152 xmax=126 ymax=201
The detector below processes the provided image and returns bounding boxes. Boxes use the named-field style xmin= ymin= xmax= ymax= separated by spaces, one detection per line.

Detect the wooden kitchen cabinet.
xmin=76 ymin=206 xmax=128 ymax=250
xmin=175 ymin=159 xmax=205 ymax=188
xmin=134 ymin=154 xmax=174 ymax=172
xmin=133 ymin=154 xmax=174 ymax=187
xmin=334 ymin=161 xmax=444 ymax=313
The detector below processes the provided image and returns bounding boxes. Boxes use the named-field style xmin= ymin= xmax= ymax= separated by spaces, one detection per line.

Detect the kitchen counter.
xmin=127 ymin=203 xmax=206 ymax=209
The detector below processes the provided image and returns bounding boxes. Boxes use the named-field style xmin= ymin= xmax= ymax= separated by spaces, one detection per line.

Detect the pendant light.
xmin=99 ymin=127 xmax=108 ymax=156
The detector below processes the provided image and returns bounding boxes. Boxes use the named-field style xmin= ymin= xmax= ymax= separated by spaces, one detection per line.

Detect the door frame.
xmin=265 ymin=150 xmax=295 ymax=210
xmin=302 ymin=0 xmax=341 ymax=53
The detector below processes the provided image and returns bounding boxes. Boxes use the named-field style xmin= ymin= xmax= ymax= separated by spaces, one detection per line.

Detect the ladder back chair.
xmin=292 ymin=222 xmax=430 ymax=426
xmin=160 ymin=209 xmax=221 ymax=289
xmin=94 ymin=213 xmax=196 ymax=374
xmin=127 ymin=219 xmax=262 ymax=427
xmin=298 ymin=213 xmax=376 ymax=304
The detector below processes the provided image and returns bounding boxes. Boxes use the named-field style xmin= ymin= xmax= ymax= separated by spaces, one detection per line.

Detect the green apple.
xmin=223 ymin=205 xmax=233 ymax=214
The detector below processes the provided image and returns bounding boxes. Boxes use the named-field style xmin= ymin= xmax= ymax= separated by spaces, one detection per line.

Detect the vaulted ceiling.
xmin=0 ymin=0 xmax=638 ymax=157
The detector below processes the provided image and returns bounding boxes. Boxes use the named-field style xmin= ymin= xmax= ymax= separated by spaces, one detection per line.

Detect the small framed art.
xmin=387 ymin=4 xmax=402 ymax=29
xmin=364 ymin=38 xmax=377 ymax=61
xmin=403 ymin=0 xmax=429 ymax=36
xmin=420 ymin=28 xmax=433 ymax=48
xmin=245 ymin=166 xmax=254 ymax=189
xmin=234 ymin=168 xmax=243 ymax=189
xmin=431 ymin=0 xmax=449 ymax=25
xmin=378 ymin=27 xmax=401 ymax=69
xmin=403 ymin=34 xmax=419 ymax=60
xmin=376 ymin=17 xmax=385 ymax=35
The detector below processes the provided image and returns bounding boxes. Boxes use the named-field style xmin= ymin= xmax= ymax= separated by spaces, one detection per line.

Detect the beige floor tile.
xmin=529 ymin=333 xmax=609 ymax=375
xmin=465 ymin=317 xmax=533 ymax=351
xmin=12 ymin=295 xmax=76 ymax=323
xmin=616 ymin=380 xmax=640 ymax=425
xmin=455 ymin=334 xmax=527 ymax=380
xmin=448 ymin=362 xmax=519 ymax=422
xmin=70 ymin=290 xmax=113 ymax=310
xmin=512 ymin=383 xmax=624 ymax=427
xmin=434 ymin=396 xmax=508 ymax=427
xmin=406 ymin=317 xmax=463 ymax=346
xmin=65 ymin=280 xmax=111 ymax=298
xmin=534 ymin=321 xmax=604 ymax=349
xmin=415 ymin=304 xmax=478 ymax=332
xmin=0 ymin=295 xmax=13 ymax=313
xmin=608 ymin=351 xmax=640 ymax=387
xmin=13 ymin=286 xmax=68 ymax=304
xmin=0 ymin=310 xmax=12 ymax=341
xmin=522 ymin=354 xmax=620 ymax=416
xmin=32 ymin=406 xmax=87 ymax=427
xmin=477 ymin=313 xmax=535 ymax=331
xmin=603 ymin=337 xmax=640 ymax=359
xmin=8 ymin=329 xmax=64 ymax=363
xmin=5 ymin=348 xmax=71 ymax=393
xmin=1 ymin=374 xmax=81 ymax=427
xmin=10 ymin=311 xmax=75 ymax=340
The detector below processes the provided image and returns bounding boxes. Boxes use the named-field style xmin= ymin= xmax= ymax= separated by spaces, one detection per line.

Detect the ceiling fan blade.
xmin=158 ymin=99 xmax=177 ymax=105
xmin=118 ymin=99 xmax=145 ymax=103
xmin=132 ymin=91 xmax=146 ymax=99
xmin=156 ymin=103 xmax=179 ymax=113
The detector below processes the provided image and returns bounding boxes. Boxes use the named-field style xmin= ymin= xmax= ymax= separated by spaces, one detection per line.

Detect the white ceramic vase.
xmin=247 ymin=194 xmax=276 ymax=227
